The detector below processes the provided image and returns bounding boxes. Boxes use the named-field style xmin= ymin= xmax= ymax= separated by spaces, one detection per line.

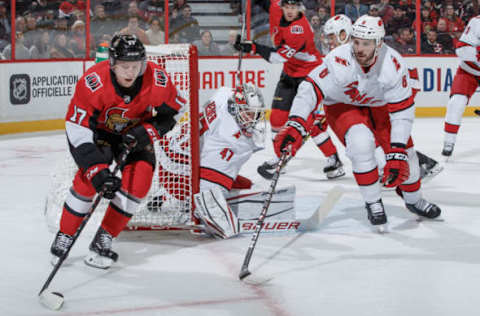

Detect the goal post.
xmin=44 ymin=44 xmax=200 ymax=232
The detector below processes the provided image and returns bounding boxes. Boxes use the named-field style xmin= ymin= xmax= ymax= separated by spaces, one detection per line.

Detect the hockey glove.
xmin=309 ymin=113 xmax=328 ymax=137
xmin=86 ymin=165 xmax=122 ymax=199
xmin=274 ymin=117 xmax=308 ymax=158
xmin=234 ymin=34 xmax=255 ymax=54
xmin=123 ymin=123 xmax=158 ymax=152
xmin=381 ymin=146 xmax=410 ymax=188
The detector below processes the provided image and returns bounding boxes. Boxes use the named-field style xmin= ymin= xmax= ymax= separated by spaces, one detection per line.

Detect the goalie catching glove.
xmin=381 ymin=146 xmax=410 ymax=188
xmin=273 ymin=117 xmax=308 ymax=158
xmin=194 ymin=187 xmax=239 ymax=239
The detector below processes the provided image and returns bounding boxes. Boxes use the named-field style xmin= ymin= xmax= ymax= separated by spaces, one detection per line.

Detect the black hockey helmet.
xmin=281 ymin=0 xmax=302 ymax=6
xmin=109 ymin=34 xmax=146 ymax=65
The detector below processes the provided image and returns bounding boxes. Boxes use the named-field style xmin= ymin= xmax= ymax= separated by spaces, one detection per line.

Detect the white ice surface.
xmin=1 ymin=117 xmax=480 ymax=316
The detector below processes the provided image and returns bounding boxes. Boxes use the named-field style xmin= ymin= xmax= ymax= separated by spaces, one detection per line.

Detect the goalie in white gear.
xmin=274 ymin=15 xmax=442 ymax=232
xmin=153 ymin=83 xmax=272 ymax=238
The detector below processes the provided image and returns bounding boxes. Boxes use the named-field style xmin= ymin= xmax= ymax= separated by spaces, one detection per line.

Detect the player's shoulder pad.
xmin=378 ymin=45 xmax=406 ymax=87
xmin=324 ymin=45 xmax=353 ymax=86
xmin=82 ymin=61 xmax=109 ymax=93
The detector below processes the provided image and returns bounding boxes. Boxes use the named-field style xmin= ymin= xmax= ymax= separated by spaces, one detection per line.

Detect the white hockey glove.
xmin=194 ymin=187 xmax=239 ymax=239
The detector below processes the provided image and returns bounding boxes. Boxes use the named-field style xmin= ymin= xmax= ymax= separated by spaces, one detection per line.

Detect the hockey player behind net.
xmin=49 ymin=35 xmax=185 ymax=269
xmin=274 ymin=15 xmax=442 ymax=232
xmin=323 ymin=14 xmax=442 ymax=182
xmin=151 ymin=83 xmax=271 ymax=239
xmin=234 ymin=0 xmax=345 ymax=181
xmin=442 ymin=15 xmax=480 ymax=158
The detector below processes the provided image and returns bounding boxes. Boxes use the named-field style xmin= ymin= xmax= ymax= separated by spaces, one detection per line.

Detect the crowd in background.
xmin=0 ymin=0 xmax=479 ymax=60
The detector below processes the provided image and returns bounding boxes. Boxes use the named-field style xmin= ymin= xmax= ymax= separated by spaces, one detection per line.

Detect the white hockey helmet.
xmin=351 ymin=15 xmax=385 ymax=45
xmin=323 ymin=14 xmax=353 ymax=45
xmin=228 ymin=83 xmax=266 ymax=137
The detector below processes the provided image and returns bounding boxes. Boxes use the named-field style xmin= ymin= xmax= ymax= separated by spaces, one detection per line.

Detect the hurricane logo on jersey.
xmin=104 ymin=107 xmax=138 ymax=133
xmin=85 ymin=73 xmax=102 ymax=92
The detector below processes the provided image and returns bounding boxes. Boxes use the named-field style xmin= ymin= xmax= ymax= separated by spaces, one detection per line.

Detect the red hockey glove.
xmin=309 ymin=113 xmax=328 ymax=137
xmin=381 ymin=147 xmax=410 ymax=188
xmin=274 ymin=117 xmax=308 ymax=158
xmin=123 ymin=123 xmax=158 ymax=152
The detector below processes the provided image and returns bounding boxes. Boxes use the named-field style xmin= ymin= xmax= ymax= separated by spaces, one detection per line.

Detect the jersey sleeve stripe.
xmin=456 ymin=41 xmax=472 ymax=49
xmin=200 ymin=167 xmax=234 ymax=191
xmin=388 ymin=95 xmax=415 ymax=114
xmin=304 ymin=77 xmax=325 ymax=107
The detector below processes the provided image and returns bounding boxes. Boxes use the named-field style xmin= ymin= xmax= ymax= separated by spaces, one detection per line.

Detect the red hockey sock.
xmin=59 ymin=205 xmax=85 ymax=236
xmin=101 ymin=204 xmax=132 ymax=237
xmin=317 ymin=137 xmax=337 ymax=157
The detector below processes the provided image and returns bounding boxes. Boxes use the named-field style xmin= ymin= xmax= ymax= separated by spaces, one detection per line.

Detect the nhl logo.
xmin=10 ymin=74 xmax=31 ymax=105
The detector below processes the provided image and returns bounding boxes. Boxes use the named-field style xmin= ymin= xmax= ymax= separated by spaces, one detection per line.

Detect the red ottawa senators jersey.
xmin=66 ymin=60 xmax=184 ymax=137
xmin=274 ymin=13 xmax=323 ymax=78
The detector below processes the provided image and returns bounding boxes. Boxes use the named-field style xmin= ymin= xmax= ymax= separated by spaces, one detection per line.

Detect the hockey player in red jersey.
xmin=49 ymin=35 xmax=185 ymax=268
xmin=274 ymin=15 xmax=441 ymax=232
xmin=236 ymin=0 xmax=345 ymax=181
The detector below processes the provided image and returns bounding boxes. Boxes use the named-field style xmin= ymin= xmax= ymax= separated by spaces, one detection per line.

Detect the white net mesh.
xmin=44 ymin=44 xmax=198 ymax=232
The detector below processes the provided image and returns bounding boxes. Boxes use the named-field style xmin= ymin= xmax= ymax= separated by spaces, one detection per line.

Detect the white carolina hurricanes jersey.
xmin=198 ymin=87 xmax=260 ymax=191
xmin=456 ymin=16 xmax=480 ymax=76
xmin=290 ymin=43 xmax=415 ymax=145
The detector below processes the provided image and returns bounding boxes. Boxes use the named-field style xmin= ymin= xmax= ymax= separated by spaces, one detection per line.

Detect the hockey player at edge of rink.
xmin=234 ymin=0 xmax=346 ymax=181
xmin=442 ymin=15 xmax=480 ymax=158
xmin=49 ymin=34 xmax=184 ymax=269
xmin=274 ymin=15 xmax=442 ymax=231
xmin=323 ymin=14 xmax=442 ymax=182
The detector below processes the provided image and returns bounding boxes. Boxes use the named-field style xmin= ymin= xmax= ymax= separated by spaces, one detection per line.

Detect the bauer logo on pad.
xmin=10 ymin=74 xmax=31 ymax=105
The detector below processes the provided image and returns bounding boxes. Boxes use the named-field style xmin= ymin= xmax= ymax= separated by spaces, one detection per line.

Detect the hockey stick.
xmin=38 ymin=144 xmax=134 ymax=311
xmin=236 ymin=0 xmax=247 ymax=84
xmin=239 ymin=150 xmax=290 ymax=280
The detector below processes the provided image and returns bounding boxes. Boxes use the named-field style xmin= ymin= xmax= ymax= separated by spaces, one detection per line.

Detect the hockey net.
xmin=44 ymin=44 xmax=199 ymax=232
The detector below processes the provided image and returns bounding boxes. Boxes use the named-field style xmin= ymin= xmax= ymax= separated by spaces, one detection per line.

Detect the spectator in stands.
xmin=128 ymin=1 xmax=148 ymax=26
xmin=50 ymin=32 xmax=75 ymax=58
xmin=55 ymin=17 xmax=70 ymax=37
xmin=140 ymin=0 xmax=164 ymax=23
xmin=0 ymin=1 xmax=10 ymax=37
xmin=37 ymin=9 xmax=56 ymax=29
xmin=170 ymin=4 xmax=200 ymax=44
xmin=2 ymin=31 xmax=31 ymax=59
xmin=443 ymin=4 xmax=465 ymax=32
xmin=344 ymin=0 xmax=369 ymax=23
xmin=193 ymin=30 xmax=220 ymax=56
xmin=436 ymin=17 xmax=454 ymax=54
xmin=304 ymin=0 xmax=318 ymax=17
xmin=414 ymin=6 xmax=437 ymax=35
xmin=377 ymin=0 xmax=394 ymax=25
xmin=102 ymin=0 xmax=124 ymax=18
xmin=146 ymin=16 xmax=164 ymax=45
xmin=91 ymin=4 xmax=118 ymax=47
xmin=451 ymin=24 xmax=463 ymax=47
xmin=310 ymin=15 xmax=322 ymax=34
xmin=385 ymin=6 xmax=411 ymax=37
xmin=69 ymin=19 xmax=86 ymax=57
xmin=0 ymin=22 xmax=9 ymax=53
xmin=31 ymin=0 xmax=58 ymax=16
xmin=30 ymin=29 xmax=52 ymax=59
xmin=421 ymin=29 xmax=446 ymax=54
xmin=24 ymin=16 xmax=40 ymax=50
xmin=219 ymin=30 xmax=239 ymax=56
xmin=119 ymin=14 xmax=150 ymax=45
xmin=422 ymin=0 xmax=439 ymax=21
xmin=317 ymin=6 xmax=329 ymax=25
xmin=172 ymin=0 xmax=187 ymax=12
xmin=368 ymin=4 xmax=380 ymax=17
xmin=15 ymin=16 xmax=27 ymax=34
xmin=389 ymin=27 xmax=416 ymax=54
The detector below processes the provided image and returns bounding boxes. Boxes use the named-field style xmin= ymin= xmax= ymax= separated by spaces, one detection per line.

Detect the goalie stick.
xmin=239 ymin=150 xmax=290 ymax=280
xmin=38 ymin=143 xmax=134 ymax=311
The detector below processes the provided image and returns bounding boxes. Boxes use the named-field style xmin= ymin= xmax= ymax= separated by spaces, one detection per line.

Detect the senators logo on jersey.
xmin=85 ymin=73 xmax=102 ymax=92
xmin=104 ymin=107 xmax=139 ymax=133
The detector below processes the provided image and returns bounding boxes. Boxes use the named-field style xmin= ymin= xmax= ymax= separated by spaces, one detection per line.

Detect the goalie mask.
xmin=228 ymin=83 xmax=266 ymax=138
xmin=109 ymin=34 xmax=147 ymax=76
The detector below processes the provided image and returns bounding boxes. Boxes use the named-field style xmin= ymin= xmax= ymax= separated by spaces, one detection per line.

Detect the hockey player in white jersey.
xmin=153 ymin=83 xmax=277 ymax=238
xmin=274 ymin=15 xmax=441 ymax=231
xmin=323 ymin=14 xmax=442 ymax=181
xmin=442 ymin=16 xmax=480 ymax=158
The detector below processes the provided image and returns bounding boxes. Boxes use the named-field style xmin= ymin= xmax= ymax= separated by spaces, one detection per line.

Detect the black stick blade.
xmin=239 ymin=268 xmax=251 ymax=280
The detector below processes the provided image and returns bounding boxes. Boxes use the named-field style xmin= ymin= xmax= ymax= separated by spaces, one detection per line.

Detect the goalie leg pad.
xmin=194 ymin=187 xmax=239 ymax=239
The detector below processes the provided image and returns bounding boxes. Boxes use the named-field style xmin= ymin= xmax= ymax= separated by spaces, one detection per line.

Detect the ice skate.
xmin=366 ymin=199 xmax=388 ymax=233
xmin=50 ymin=231 xmax=73 ymax=266
xmin=406 ymin=198 xmax=442 ymax=221
xmin=323 ymin=153 xmax=345 ymax=179
xmin=441 ymin=141 xmax=454 ymax=160
xmin=84 ymin=227 xmax=118 ymax=269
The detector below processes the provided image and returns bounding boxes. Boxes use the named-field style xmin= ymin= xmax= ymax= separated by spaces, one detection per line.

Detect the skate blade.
xmin=421 ymin=165 xmax=444 ymax=184
xmin=442 ymin=155 xmax=451 ymax=163
xmin=325 ymin=168 xmax=346 ymax=180
xmin=373 ymin=224 xmax=388 ymax=234
xmin=416 ymin=215 xmax=445 ymax=222
xmin=84 ymin=251 xmax=113 ymax=269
